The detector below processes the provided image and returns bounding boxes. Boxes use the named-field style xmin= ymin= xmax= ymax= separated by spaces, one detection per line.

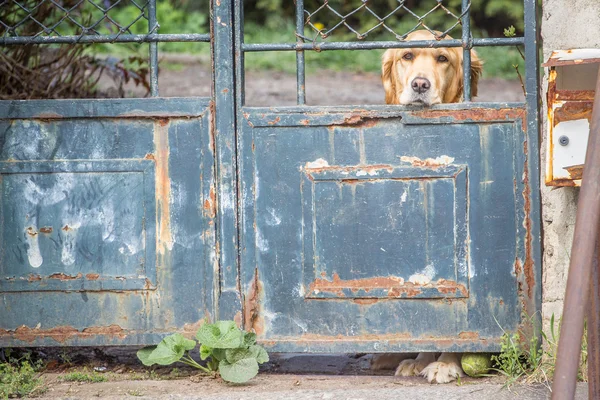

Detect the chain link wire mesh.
xmin=0 ymin=0 xmax=154 ymax=42
xmin=302 ymin=0 xmax=470 ymax=42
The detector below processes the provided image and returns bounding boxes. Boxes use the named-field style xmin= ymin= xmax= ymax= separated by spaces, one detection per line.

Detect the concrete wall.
xmin=540 ymin=0 xmax=600 ymax=329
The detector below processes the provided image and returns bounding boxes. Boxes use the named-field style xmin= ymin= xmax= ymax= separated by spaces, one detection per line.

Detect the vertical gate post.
xmin=212 ymin=0 xmax=242 ymax=320
xmin=551 ymin=67 xmax=600 ymax=400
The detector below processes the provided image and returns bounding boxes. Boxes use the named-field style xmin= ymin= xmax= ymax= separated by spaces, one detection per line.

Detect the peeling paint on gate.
xmin=0 ymin=98 xmax=217 ymax=347
xmin=239 ymin=103 xmax=539 ymax=352
xmin=154 ymin=119 xmax=173 ymax=254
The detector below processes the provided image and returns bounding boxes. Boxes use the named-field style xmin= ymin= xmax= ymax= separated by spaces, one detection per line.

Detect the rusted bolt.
xmin=559 ymin=135 xmax=569 ymax=146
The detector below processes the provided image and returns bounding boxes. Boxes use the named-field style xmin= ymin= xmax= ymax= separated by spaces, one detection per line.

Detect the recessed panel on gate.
xmin=0 ymin=99 xmax=216 ymax=347
xmin=302 ymin=165 xmax=468 ymax=299
xmin=239 ymin=108 xmax=533 ymax=352
xmin=0 ymin=160 xmax=156 ymax=292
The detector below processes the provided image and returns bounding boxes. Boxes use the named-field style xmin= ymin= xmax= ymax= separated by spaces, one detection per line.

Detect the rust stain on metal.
xmin=309 ymin=273 xmax=404 ymax=297
xmin=26 ymin=227 xmax=37 ymax=237
xmin=553 ymin=89 xmax=596 ymax=102
xmin=300 ymin=119 xmax=310 ymax=125
xmin=458 ymin=331 xmax=480 ymax=339
xmin=514 ymin=257 xmax=522 ymax=276
xmin=203 ymin=187 xmax=216 ymax=219
xmin=49 ymin=273 xmax=83 ymax=280
xmin=144 ymin=153 xmax=156 ymax=161
xmin=28 ymin=274 xmax=42 ymax=282
xmin=413 ymin=108 xmax=527 ymax=132
xmin=353 ymin=298 xmax=379 ymax=305
xmin=546 ymin=178 xmax=578 ymax=187
xmin=399 ymin=155 xmax=455 ymax=168
xmin=436 ymin=279 xmax=469 ymax=297
xmin=208 ymin=100 xmax=216 ymax=154
xmin=387 ymin=285 xmax=423 ymax=298
xmin=553 ymin=102 xmax=593 ymax=126
xmin=305 ymin=163 xmax=394 ymax=177
xmin=39 ymin=227 xmax=53 ymax=234
xmin=82 ymin=325 xmax=127 ymax=338
xmin=308 ymin=273 xmax=467 ymax=298
xmin=85 ymin=273 xmax=100 ymax=280
xmin=565 ymin=164 xmax=584 ymax=180
xmin=154 ymin=119 xmax=173 ymax=253
xmin=62 ymin=225 xmax=73 ymax=232
xmin=243 ymin=268 xmax=264 ymax=336
xmin=344 ymin=115 xmax=364 ymax=125
xmin=521 ymin=141 xmax=535 ymax=299
xmin=267 ymin=117 xmax=281 ymax=125
xmin=1 ymin=324 xmax=127 ymax=343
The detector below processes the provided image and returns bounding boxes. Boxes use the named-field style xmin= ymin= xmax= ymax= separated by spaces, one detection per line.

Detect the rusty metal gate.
xmin=0 ymin=0 xmax=541 ymax=353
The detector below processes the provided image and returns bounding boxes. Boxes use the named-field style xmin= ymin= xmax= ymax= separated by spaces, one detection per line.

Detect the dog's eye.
xmin=437 ymin=55 xmax=448 ymax=62
xmin=402 ymin=52 xmax=414 ymax=61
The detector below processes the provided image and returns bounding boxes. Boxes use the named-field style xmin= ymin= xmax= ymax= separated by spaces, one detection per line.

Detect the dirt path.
xmin=37 ymin=372 xmax=586 ymax=400
xmin=101 ymin=62 xmax=525 ymax=105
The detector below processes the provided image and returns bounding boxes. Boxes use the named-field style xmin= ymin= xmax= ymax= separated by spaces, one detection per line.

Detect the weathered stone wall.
xmin=540 ymin=0 xmax=600 ymax=328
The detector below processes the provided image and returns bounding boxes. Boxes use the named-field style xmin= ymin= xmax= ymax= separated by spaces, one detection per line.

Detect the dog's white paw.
xmin=420 ymin=360 xmax=465 ymax=384
xmin=395 ymin=359 xmax=423 ymax=376
xmin=394 ymin=353 xmax=435 ymax=376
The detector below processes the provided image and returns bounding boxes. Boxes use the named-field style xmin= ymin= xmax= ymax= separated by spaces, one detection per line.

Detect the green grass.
xmin=0 ymin=359 xmax=46 ymax=399
xmin=60 ymin=369 xmax=108 ymax=383
xmin=490 ymin=313 xmax=588 ymax=389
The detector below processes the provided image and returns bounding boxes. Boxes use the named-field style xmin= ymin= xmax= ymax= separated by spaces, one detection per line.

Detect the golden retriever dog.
xmin=381 ymin=30 xmax=483 ymax=106
xmin=372 ymin=30 xmax=483 ymax=384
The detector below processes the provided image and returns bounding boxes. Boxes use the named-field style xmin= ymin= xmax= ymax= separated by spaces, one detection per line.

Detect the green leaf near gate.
xmin=243 ymin=332 xmax=257 ymax=346
xmin=136 ymin=346 xmax=158 ymax=366
xmin=200 ymin=344 xmax=213 ymax=360
xmin=218 ymin=358 xmax=260 ymax=384
xmin=250 ymin=345 xmax=270 ymax=364
xmin=137 ymin=333 xmax=197 ymax=366
xmin=196 ymin=320 xmax=244 ymax=349
xmin=137 ymin=320 xmax=268 ymax=384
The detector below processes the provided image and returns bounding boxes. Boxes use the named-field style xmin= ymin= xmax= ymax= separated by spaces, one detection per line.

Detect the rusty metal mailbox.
xmin=545 ymin=49 xmax=600 ymax=186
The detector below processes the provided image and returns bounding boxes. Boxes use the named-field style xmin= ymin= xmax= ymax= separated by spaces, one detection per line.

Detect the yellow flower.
xmin=313 ymin=22 xmax=325 ymax=31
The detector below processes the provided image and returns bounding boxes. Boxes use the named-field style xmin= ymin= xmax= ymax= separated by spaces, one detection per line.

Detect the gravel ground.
xmin=20 ymin=349 xmax=588 ymax=399
xmin=99 ymin=61 xmax=525 ymax=106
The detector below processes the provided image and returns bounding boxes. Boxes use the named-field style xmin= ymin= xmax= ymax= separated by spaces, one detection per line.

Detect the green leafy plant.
xmin=60 ymin=369 xmax=108 ymax=383
xmin=0 ymin=351 xmax=46 ymax=399
xmin=137 ymin=321 xmax=269 ymax=383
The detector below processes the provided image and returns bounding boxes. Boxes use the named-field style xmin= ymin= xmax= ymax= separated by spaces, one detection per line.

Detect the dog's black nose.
xmin=411 ymin=77 xmax=431 ymax=94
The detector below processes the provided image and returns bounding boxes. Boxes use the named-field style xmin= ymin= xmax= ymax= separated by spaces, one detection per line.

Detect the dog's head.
xmin=382 ymin=30 xmax=483 ymax=105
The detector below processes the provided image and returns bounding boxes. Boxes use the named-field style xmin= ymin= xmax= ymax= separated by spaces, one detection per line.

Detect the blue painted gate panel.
xmin=0 ymin=99 xmax=216 ymax=346
xmin=238 ymin=106 xmax=536 ymax=353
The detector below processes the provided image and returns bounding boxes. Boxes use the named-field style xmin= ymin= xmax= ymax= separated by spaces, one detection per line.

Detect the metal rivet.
xmin=559 ymin=135 xmax=569 ymax=146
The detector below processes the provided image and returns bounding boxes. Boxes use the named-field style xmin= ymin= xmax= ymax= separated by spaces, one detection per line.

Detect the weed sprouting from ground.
xmin=0 ymin=350 xmax=46 ymax=399
xmin=60 ymin=369 xmax=108 ymax=383
xmin=491 ymin=313 xmax=588 ymax=389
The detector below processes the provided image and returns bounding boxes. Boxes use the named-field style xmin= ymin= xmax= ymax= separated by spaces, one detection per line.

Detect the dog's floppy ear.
xmin=469 ymin=49 xmax=483 ymax=98
xmin=447 ymin=47 xmax=484 ymax=102
xmin=382 ymin=49 xmax=399 ymax=104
